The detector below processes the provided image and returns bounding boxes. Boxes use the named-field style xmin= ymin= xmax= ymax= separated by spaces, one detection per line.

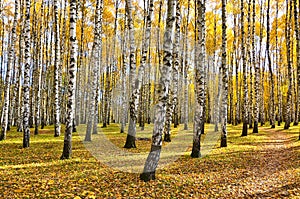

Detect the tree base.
xmin=124 ymin=134 xmax=136 ymax=148
xmin=141 ymin=145 xmax=161 ymax=181
xmin=284 ymin=126 xmax=289 ymax=130
xmin=0 ymin=133 xmax=5 ymax=141
xmin=207 ymin=117 xmax=211 ymax=124
xmin=92 ymin=129 xmax=98 ymax=135
xmin=191 ymin=139 xmax=201 ymax=158
xmin=72 ymin=119 xmax=77 ymax=133
xmin=164 ymin=134 xmax=171 ymax=142
xmin=241 ymin=123 xmax=248 ymax=136
xmin=140 ymin=172 xmax=156 ymax=182
xmin=23 ymin=143 xmax=29 ymax=148
xmin=214 ymin=124 xmax=218 ymax=132
xmin=191 ymin=150 xmax=201 ymax=158
xmin=34 ymin=128 xmax=39 ymax=135
xmin=201 ymin=123 xmax=205 ymax=134
xmin=253 ymin=122 xmax=258 ymax=133
xmin=61 ymin=142 xmax=71 ymax=159
xmin=41 ymin=122 xmax=45 ymax=129
xmin=249 ymin=123 xmax=253 ymax=129
xmin=84 ymin=134 xmax=91 ymax=141
xmin=23 ymin=128 xmax=30 ymax=148
xmin=54 ymin=125 xmax=61 ymax=137
xmin=278 ymin=121 xmax=281 ymax=126
xmin=271 ymin=124 xmax=275 ymax=129
xmin=293 ymin=122 xmax=299 ymax=126
xmin=220 ymin=137 xmax=227 ymax=147
xmin=60 ymin=155 xmax=71 ymax=160
xmin=184 ymin=124 xmax=188 ymax=130
xmin=284 ymin=122 xmax=290 ymax=130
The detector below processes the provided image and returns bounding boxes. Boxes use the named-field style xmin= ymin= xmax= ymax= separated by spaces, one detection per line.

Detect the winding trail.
xmin=229 ymin=127 xmax=300 ymax=198
xmin=165 ymin=126 xmax=300 ymax=198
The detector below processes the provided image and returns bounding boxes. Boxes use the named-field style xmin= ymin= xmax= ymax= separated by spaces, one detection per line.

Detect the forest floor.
xmin=0 ymin=122 xmax=299 ymax=198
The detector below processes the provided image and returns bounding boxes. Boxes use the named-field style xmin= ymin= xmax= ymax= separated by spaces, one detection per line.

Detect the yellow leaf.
xmin=14 ymin=189 xmax=25 ymax=193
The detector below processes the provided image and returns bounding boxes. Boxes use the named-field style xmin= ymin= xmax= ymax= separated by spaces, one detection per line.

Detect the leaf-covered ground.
xmin=0 ymin=123 xmax=299 ymax=198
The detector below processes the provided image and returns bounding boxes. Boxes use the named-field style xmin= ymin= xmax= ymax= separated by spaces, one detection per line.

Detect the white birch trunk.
xmin=220 ymin=0 xmax=228 ymax=147
xmin=85 ymin=0 xmax=103 ymax=141
xmin=163 ymin=1 xmax=181 ymax=142
xmin=0 ymin=0 xmax=18 ymax=140
xmin=140 ymin=0 xmax=176 ymax=182
xmin=23 ymin=0 xmax=31 ymax=148
xmin=61 ymin=0 xmax=78 ymax=159
xmin=191 ymin=0 xmax=206 ymax=158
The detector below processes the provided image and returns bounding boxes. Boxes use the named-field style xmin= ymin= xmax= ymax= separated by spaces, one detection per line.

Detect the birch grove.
xmin=0 ymin=0 xmax=299 ymax=183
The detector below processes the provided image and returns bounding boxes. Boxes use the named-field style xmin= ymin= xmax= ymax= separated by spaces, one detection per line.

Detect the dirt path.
xmin=160 ymin=127 xmax=300 ymax=198
xmin=237 ymin=128 xmax=300 ymax=198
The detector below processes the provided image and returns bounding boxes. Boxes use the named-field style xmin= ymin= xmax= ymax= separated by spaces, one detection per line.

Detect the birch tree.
xmin=247 ymin=0 xmax=253 ymax=129
xmin=124 ymin=0 xmax=154 ymax=148
xmin=220 ymin=0 xmax=227 ymax=147
xmin=23 ymin=0 xmax=31 ymax=148
xmin=266 ymin=0 xmax=275 ymax=128
xmin=120 ymin=11 xmax=128 ymax=134
xmin=183 ymin=0 xmax=191 ymax=131
xmin=140 ymin=0 xmax=176 ymax=182
xmin=33 ymin=0 xmax=44 ymax=135
xmin=123 ymin=0 xmax=137 ymax=148
xmin=253 ymin=0 xmax=259 ymax=133
xmin=0 ymin=0 xmax=18 ymax=141
xmin=61 ymin=0 xmax=77 ymax=159
xmin=53 ymin=0 xmax=61 ymax=137
xmin=241 ymin=0 xmax=248 ymax=136
xmin=294 ymin=0 xmax=300 ymax=127
xmin=191 ymin=0 xmax=206 ymax=158
xmin=276 ymin=1 xmax=282 ymax=127
xmin=163 ymin=0 xmax=181 ymax=142
xmin=284 ymin=0 xmax=292 ymax=130
xmin=85 ymin=0 xmax=103 ymax=141
xmin=259 ymin=0 xmax=265 ymax=126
